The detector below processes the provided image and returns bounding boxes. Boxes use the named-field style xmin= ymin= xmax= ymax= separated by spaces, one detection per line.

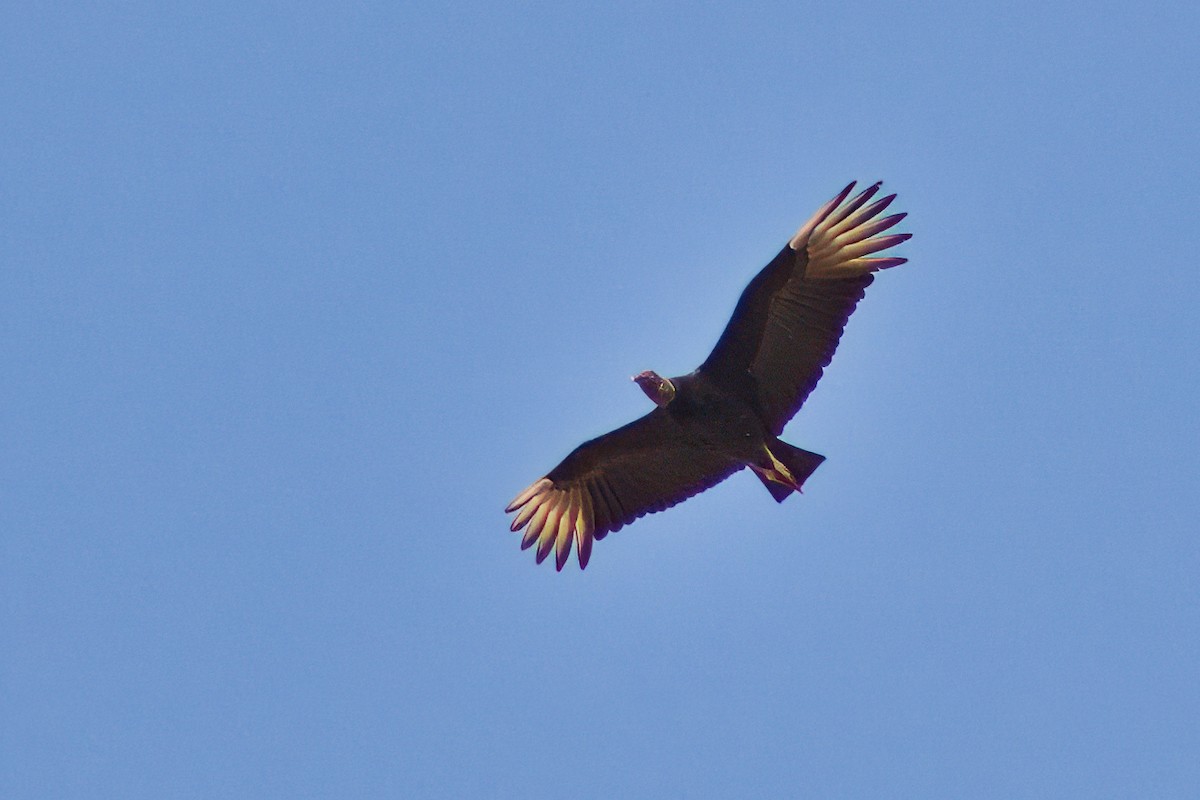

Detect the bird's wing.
xmin=505 ymin=409 xmax=741 ymax=570
xmin=699 ymin=181 xmax=910 ymax=434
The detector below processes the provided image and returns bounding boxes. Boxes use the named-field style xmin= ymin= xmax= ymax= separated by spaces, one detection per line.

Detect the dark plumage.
xmin=506 ymin=181 xmax=911 ymax=570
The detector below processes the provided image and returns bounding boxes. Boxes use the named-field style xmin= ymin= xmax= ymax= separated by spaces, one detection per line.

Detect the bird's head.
xmin=632 ymin=370 xmax=676 ymax=407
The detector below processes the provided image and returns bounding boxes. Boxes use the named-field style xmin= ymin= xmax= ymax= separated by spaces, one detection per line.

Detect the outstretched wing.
xmin=699 ymin=181 xmax=910 ymax=434
xmin=505 ymin=410 xmax=741 ymax=570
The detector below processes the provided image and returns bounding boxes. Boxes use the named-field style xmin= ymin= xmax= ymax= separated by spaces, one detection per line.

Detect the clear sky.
xmin=3 ymin=2 xmax=1198 ymax=797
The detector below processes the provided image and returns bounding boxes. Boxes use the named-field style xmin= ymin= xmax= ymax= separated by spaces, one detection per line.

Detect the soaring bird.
xmin=506 ymin=181 xmax=911 ymax=570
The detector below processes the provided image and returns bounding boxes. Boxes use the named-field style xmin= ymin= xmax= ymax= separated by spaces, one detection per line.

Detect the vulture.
xmin=506 ymin=181 xmax=911 ymax=570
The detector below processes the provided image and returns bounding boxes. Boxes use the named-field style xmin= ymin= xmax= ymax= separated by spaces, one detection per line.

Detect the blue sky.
xmin=3 ymin=2 xmax=1198 ymax=797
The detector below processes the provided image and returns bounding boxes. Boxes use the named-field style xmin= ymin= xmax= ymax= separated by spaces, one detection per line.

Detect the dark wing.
xmin=699 ymin=181 xmax=910 ymax=435
xmin=505 ymin=409 xmax=741 ymax=570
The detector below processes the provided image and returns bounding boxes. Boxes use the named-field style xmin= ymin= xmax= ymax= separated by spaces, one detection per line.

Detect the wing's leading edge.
xmin=700 ymin=181 xmax=910 ymax=432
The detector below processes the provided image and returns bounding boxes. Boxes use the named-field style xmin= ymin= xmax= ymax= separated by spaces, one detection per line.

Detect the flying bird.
xmin=506 ymin=181 xmax=911 ymax=570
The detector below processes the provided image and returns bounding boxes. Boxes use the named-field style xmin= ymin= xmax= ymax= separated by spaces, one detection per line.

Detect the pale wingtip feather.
xmin=506 ymin=480 xmax=601 ymax=570
xmin=505 ymin=478 xmax=552 ymax=513
xmin=521 ymin=502 xmax=551 ymax=550
xmin=822 ymin=182 xmax=881 ymax=232
xmin=789 ymin=181 xmax=856 ymax=250
xmin=535 ymin=502 xmax=563 ymax=564
xmin=839 ymin=256 xmax=907 ymax=272
xmin=553 ymin=491 xmax=578 ymax=571
xmin=833 ymin=212 xmax=906 ymax=245
xmin=839 ymin=232 xmax=912 ymax=261
xmin=824 ymin=194 xmax=899 ymax=241
xmin=575 ymin=488 xmax=594 ymax=569
xmin=510 ymin=499 xmax=539 ymax=532
xmin=803 ymin=182 xmax=910 ymax=278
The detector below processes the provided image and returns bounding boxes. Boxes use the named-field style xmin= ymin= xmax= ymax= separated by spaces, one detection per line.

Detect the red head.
xmin=632 ymin=370 xmax=677 ymax=407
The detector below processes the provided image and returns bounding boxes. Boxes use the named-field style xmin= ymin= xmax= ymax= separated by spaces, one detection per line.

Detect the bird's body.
xmin=552 ymin=371 xmax=770 ymax=497
xmin=507 ymin=181 xmax=911 ymax=569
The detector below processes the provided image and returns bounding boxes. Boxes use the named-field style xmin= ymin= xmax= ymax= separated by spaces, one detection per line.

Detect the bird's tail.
xmin=752 ymin=440 xmax=825 ymax=503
